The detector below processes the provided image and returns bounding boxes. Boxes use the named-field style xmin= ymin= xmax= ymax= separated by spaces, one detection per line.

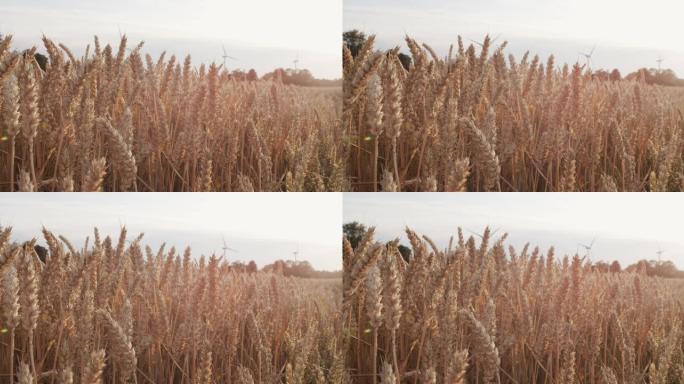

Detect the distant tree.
xmin=343 ymin=30 xmax=367 ymax=57
xmin=655 ymin=260 xmax=680 ymax=278
xmin=594 ymin=261 xmax=610 ymax=273
xmin=297 ymin=260 xmax=315 ymax=276
xmin=397 ymin=244 xmax=412 ymax=262
xmin=592 ymin=70 xmax=611 ymax=82
xmin=263 ymin=68 xmax=286 ymax=83
xmin=260 ymin=68 xmax=342 ymax=87
xmin=343 ymin=222 xmax=368 ymax=249
xmin=274 ymin=260 xmax=286 ymax=275
xmin=33 ymin=52 xmax=48 ymax=71
xmin=626 ymin=259 xmax=684 ymax=278
xmin=609 ymin=260 xmax=621 ymax=273
xmin=610 ymin=69 xmax=621 ymax=82
xmin=247 ymin=69 xmax=258 ymax=81
xmin=2 ymin=38 xmax=49 ymax=71
xmin=247 ymin=260 xmax=258 ymax=274
xmin=654 ymin=69 xmax=682 ymax=87
xmin=397 ymin=53 xmax=412 ymax=71
xmin=231 ymin=69 xmax=247 ymax=81
xmin=290 ymin=69 xmax=315 ymax=86
xmin=34 ymin=244 xmax=48 ymax=263
xmin=259 ymin=67 xmax=339 ymax=87
xmin=263 ymin=259 xmax=341 ymax=278
xmin=635 ymin=259 xmax=651 ymax=275
xmin=231 ymin=261 xmax=247 ymax=273
xmin=626 ymin=68 xmax=652 ymax=83
xmin=626 ymin=68 xmax=684 ymax=87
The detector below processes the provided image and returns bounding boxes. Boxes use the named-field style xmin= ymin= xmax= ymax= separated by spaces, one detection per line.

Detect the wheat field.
xmin=0 ymin=226 xmax=347 ymax=384
xmin=343 ymin=35 xmax=684 ymax=191
xmin=0 ymin=35 xmax=345 ymax=192
xmin=343 ymin=227 xmax=684 ymax=383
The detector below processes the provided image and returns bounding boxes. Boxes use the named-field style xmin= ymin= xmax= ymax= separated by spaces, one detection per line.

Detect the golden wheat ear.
xmin=0 ymin=34 xmax=342 ymax=191
xmin=342 ymin=33 xmax=684 ymax=191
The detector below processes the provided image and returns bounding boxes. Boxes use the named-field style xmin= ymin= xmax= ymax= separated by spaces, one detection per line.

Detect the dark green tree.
xmin=397 ymin=244 xmax=412 ymax=262
xmin=31 ymin=52 xmax=47 ymax=71
xmin=34 ymin=244 xmax=48 ymax=263
xmin=343 ymin=221 xmax=368 ymax=249
xmin=397 ymin=52 xmax=412 ymax=71
xmin=343 ymin=30 xmax=367 ymax=57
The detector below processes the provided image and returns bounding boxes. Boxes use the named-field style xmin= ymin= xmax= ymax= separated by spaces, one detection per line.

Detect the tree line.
xmin=0 ymin=33 xmax=341 ymax=87
xmin=344 ymin=221 xmax=684 ymax=279
xmin=344 ymin=29 xmax=684 ymax=87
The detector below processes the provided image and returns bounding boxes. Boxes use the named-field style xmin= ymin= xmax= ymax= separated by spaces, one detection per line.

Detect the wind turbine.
xmin=292 ymin=244 xmax=300 ymax=262
xmin=221 ymin=236 xmax=238 ymax=258
xmin=579 ymin=45 xmax=596 ymax=69
xmin=468 ymin=33 xmax=502 ymax=47
xmin=656 ymin=56 xmax=665 ymax=72
xmin=578 ymin=238 xmax=596 ymax=259
xmin=656 ymin=246 xmax=665 ymax=263
xmin=222 ymin=45 xmax=237 ymax=68
xmin=293 ymin=52 xmax=300 ymax=71
xmin=464 ymin=227 xmax=502 ymax=239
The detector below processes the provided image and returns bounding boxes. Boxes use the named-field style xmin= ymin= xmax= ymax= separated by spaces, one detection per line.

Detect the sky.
xmin=345 ymin=0 xmax=684 ymax=77
xmin=344 ymin=193 xmax=684 ymax=269
xmin=0 ymin=0 xmax=342 ymax=79
xmin=0 ymin=193 xmax=342 ymax=271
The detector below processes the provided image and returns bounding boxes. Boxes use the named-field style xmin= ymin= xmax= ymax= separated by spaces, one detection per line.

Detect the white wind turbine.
xmin=292 ymin=243 xmax=300 ymax=262
xmin=222 ymin=45 xmax=237 ymax=68
xmin=468 ymin=33 xmax=502 ymax=48
xmin=579 ymin=45 xmax=596 ymax=69
xmin=221 ymin=236 xmax=238 ymax=258
xmin=656 ymin=246 xmax=665 ymax=263
xmin=293 ymin=52 xmax=300 ymax=71
xmin=578 ymin=238 xmax=596 ymax=260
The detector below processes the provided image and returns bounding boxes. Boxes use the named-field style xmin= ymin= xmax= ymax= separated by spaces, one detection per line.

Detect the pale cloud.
xmin=344 ymin=193 xmax=684 ymax=269
xmin=0 ymin=193 xmax=342 ymax=271
xmin=0 ymin=0 xmax=341 ymax=78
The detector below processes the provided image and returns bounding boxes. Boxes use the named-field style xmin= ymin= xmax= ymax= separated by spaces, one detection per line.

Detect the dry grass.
xmin=0 ymin=34 xmax=345 ymax=191
xmin=343 ymin=227 xmax=684 ymax=383
xmin=343 ymin=35 xmax=684 ymax=191
xmin=0 ymin=226 xmax=347 ymax=383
